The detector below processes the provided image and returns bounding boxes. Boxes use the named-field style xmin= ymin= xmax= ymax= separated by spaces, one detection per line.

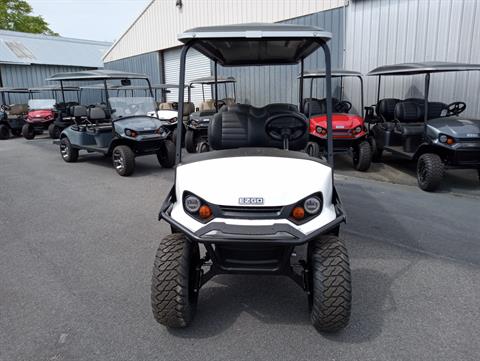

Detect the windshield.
xmin=28 ymin=99 xmax=56 ymax=110
xmin=109 ymin=96 xmax=156 ymax=118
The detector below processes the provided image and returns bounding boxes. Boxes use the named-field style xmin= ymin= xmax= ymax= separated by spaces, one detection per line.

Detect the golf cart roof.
xmin=178 ymin=23 xmax=331 ymax=66
xmin=79 ymin=83 xmax=188 ymax=90
xmin=28 ymin=85 xmax=79 ymax=92
xmin=368 ymin=61 xmax=480 ymax=76
xmin=46 ymin=69 xmax=149 ymax=81
xmin=300 ymin=69 xmax=362 ymax=78
xmin=189 ymin=76 xmax=236 ymax=85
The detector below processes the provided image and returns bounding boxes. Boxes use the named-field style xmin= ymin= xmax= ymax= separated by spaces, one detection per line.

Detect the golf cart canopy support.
xmin=175 ymin=22 xmax=334 ymax=165
xmin=300 ymin=69 xmax=364 ymax=117
xmin=368 ymin=61 xmax=480 ymax=124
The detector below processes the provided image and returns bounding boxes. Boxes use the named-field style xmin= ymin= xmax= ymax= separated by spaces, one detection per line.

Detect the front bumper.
xmin=159 ymin=186 xmax=346 ymax=245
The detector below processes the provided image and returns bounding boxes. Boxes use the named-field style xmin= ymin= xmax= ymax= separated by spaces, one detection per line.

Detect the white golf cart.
xmin=151 ymin=23 xmax=351 ymax=333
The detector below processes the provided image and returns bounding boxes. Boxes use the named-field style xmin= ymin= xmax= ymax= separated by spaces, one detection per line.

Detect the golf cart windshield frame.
xmin=190 ymin=76 xmax=237 ymax=103
xmin=368 ymin=61 xmax=480 ymax=125
xmin=174 ymin=24 xmax=335 ymax=167
xmin=0 ymin=87 xmax=38 ymax=105
xmin=47 ymin=70 xmax=155 ymax=117
xmin=301 ymin=69 xmax=364 ymax=117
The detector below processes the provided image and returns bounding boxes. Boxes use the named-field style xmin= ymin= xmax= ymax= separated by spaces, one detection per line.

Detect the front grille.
xmin=218 ymin=205 xmax=283 ymax=219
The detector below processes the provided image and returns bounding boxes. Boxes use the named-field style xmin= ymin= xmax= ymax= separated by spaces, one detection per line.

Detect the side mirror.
xmin=121 ymin=79 xmax=131 ymax=86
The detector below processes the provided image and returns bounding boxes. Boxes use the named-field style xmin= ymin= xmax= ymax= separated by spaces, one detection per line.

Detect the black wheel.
xmin=22 ymin=124 xmax=35 ymax=140
xmin=151 ymin=233 xmax=200 ymax=328
xmin=417 ymin=153 xmax=444 ymax=191
xmin=157 ymin=139 xmax=176 ymax=168
xmin=112 ymin=145 xmax=135 ymax=176
xmin=353 ymin=140 xmax=372 ymax=171
xmin=306 ymin=141 xmax=320 ymax=158
xmin=308 ymin=235 xmax=351 ymax=332
xmin=370 ymin=137 xmax=383 ymax=162
xmin=48 ymin=124 xmax=61 ymax=139
xmin=59 ymin=137 xmax=78 ymax=162
xmin=0 ymin=124 xmax=9 ymax=139
xmin=185 ymin=129 xmax=196 ymax=153
xmin=11 ymin=129 xmax=22 ymax=137
xmin=197 ymin=141 xmax=209 ymax=153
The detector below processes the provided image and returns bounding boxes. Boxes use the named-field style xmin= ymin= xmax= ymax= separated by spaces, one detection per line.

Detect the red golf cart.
xmin=302 ymin=69 xmax=372 ymax=171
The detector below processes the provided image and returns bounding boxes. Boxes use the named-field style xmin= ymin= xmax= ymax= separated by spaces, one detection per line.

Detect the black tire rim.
xmin=60 ymin=140 xmax=69 ymax=159
xmin=113 ymin=150 xmax=125 ymax=172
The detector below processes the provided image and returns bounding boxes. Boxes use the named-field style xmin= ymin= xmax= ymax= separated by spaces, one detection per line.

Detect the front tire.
xmin=48 ymin=124 xmax=61 ymax=139
xmin=59 ymin=137 xmax=78 ymax=162
xmin=0 ymin=124 xmax=9 ymax=139
xmin=112 ymin=145 xmax=135 ymax=176
xmin=22 ymin=124 xmax=35 ymax=140
xmin=11 ymin=128 xmax=22 ymax=137
xmin=309 ymin=235 xmax=351 ymax=332
xmin=417 ymin=153 xmax=444 ymax=191
xmin=151 ymin=233 xmax=200 ymax=328
xmin=370 ymin=137 xmax=383 ymax=162
xmin=185 ymin=129 xmax=196 ymax=153
xmin=157 ymin=139 xmax=175 ymax=168
xmin=306 ymin=141 xmax=320 ymax=158
xmin=197 ymin=141 xmax=209 ymax=153
xmin=353 ymin=140 xmax=372 ymax=171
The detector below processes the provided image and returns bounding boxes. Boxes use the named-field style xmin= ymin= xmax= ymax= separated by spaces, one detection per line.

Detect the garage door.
xmin=163 ymin=47 xmax=211 ymax=106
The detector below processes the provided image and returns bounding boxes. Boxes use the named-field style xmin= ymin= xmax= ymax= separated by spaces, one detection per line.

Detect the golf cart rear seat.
xmin=209 ymin=103 xmax=306 ymax=151
xmin=303 ymin=97 xmax=340 ymax=116
xmin=6 ymin=104 xmax=28 ymax=118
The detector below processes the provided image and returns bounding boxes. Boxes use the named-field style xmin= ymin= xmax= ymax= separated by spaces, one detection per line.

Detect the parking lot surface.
xmin=1 ymin=137 xmax=479 ymax=361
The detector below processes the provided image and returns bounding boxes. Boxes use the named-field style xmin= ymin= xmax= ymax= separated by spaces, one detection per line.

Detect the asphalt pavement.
xmin=0 ymin=136 xmax=479 ymax=361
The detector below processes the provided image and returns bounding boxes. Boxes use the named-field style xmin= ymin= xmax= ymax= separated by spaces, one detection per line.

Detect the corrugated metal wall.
xmin=104 ymin=51 xmax=162 ymax=84
xmin=0 ymin=63 xmax=95 ymax=104
xmin=345 ymin=0 xmax=480 ymax=118
xmin=104 ymin=0 xmax=346 ymax=62
xmin=216 ymin=7 xmax=345 ymax=106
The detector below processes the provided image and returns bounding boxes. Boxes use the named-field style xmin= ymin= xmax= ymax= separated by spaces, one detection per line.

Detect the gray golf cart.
xmin=302 ymin=69 xmax=372 ymax=171
xmin=0 ymin=87 xmax=33 ymax=139
xmin=185 ymin=76 xmax=237 ymax=153
xmin=366 ymin=62 xmax=480 ymax=191
xmin=49 ymin=69 xmax=176 ymax=176
xmin=151 ymin=23 xmax=351 ymax=333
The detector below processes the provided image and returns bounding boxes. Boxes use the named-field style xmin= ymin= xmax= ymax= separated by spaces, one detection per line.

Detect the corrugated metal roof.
xmin=0 ymin=30 xmax=111 ymax=68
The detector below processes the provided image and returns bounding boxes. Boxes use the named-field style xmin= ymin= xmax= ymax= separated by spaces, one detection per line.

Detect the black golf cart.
xmin=366 ymin=62 xmax=480 ymax=191
xmin=185 ymin=76 xmax=236 ymax=153
xmin=151 ymin=23 xmax=351 ymax=332
xmin=49 ymin=69 xmax=176 ymax=176
xmin=0 ymin=87 xmax=32 ymax=139
xmin=22 ymin=85 xmax=80 ymax=140
xmin=302 ymin=69 xmax=372 ymax=171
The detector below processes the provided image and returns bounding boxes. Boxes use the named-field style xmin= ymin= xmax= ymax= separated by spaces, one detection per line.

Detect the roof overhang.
xmin=47 ymin=69 xmax=149 ymax=82
xmin=189 ymin=76 xmax=236 ymax=85
xmin=368 ymin=61 xmax=480 ymax=76
xmin=178 ymin=23 xmax=331 ymax=66
xmin=300 ymin=69 xmax=362 ymax=78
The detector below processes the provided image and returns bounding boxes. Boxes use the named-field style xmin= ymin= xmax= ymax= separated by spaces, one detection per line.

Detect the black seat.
xmin=303 ymin=97 xmax=339 ymax=116
xmin=376 ymin=98 xmax=400 ymax=122
xmin=88 ymin=107 xmax=112 ymax=133
xmin=393 ymin=102 xmax=424 ymax=136
xmin=404 ymin=98 xmax=447 ymax=119
xmin=209 ymin=103 xmax=307 ymax=151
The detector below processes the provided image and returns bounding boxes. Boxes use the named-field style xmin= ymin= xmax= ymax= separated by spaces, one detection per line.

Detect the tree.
xmin=0 ymin=0 xmax=58 ymax=35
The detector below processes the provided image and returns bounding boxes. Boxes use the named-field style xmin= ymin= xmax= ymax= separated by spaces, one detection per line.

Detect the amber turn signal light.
xmin=198 ymin=204 xmax=212 ymax=219
xmin=292 ymin=206 xmax=305 ymax=220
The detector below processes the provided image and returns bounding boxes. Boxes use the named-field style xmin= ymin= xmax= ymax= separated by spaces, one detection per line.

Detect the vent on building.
xmin=5 ymin=41 xmax=36 ymax=60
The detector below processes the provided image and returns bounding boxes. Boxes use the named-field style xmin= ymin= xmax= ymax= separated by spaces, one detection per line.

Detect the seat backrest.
xmin=71 ymin=105 xmax=87 ymax=118
xmin=376 ymin=98 xmax=400 ymax=121
xmin=394 ymin=101 xmax=423 ymax=123
xmin=159 ymin=102 xmax=173 ymax=110
xmin=200 ymin=99 xmax=216 ymax=111
xmin=222 ymin=97 xmax=236 ymax=106
xmin=404 ymin=98 xmax=447 ymax=119
xmin=183 ymin=102 xmax=195 ymax=115
xmin=7 ymin=104 xmax=28 ymax=115
xmin=303 ymin=97 xmax=340 ymax=116
xmin=88 ymin=106 xmax=106 ymax=121
xmin=209 ymin=103 xmax=307 ymax=151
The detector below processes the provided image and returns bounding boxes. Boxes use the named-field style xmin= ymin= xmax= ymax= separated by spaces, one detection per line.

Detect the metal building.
xmin=0 ymin=30 xmax=111 ymax=103
xmin=103 ymin=0 xmax=480 ymax=116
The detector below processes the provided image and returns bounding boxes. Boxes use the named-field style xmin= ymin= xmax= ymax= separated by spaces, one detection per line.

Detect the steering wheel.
xmin=446 ymin=101 xmax=466 ymax=116
xmin=0 ymin=104 xmax=10 ymax=112
xmin=215 ymin=100 xmax=226 ymax=109
xmin=335 ymin=101 xmax=352 ymax=113
xmin=171 ymin=102 xmax=178 ymax=110
xmin=265 ymin=112 xmax=308 ymax=148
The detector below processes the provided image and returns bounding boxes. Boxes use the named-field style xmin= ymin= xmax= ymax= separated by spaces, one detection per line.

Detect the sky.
xmin=29 ymin=0 xmax=150 ymax=43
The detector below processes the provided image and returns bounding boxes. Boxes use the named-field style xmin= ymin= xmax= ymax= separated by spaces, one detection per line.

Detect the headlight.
xmin=184 ymin=195 xmax=201 ymax=213
xmin=316 ymin=126 xmax=327 ymax=135
xmin=304 ymin=197 xmax=321 ymax=214
xmin=125 ymin=129 xmax=138 ymax=137
xmin=439 ymin=134 xmax=455 ymax=145
xmin=190 ymin=120 xmax=198 ymax=127
xmin=353 ymin=126 xmax=362 ymax=134
xmin=169 ymin=117 xmax=177 ymax=123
